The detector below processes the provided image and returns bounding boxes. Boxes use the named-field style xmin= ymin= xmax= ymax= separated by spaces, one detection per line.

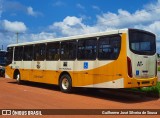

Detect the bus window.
xmin=46 ymin=42 xmax=60 ymax=60
xmin=14 ymin=46 xmax=23 ymax=61
xmin=129 ymin=30 xmax=156 ymax=55
xmin=6 ymin=47 xmax=13 ymax=65
xmin=60 ymin=41 xmax=76 ymax=60
xmin=98 ymin=35 xmax=121 ymax=60
xmin=0 ymin=50 xmax=7 ymax=66
xmin=34 ymin=44 xmax=46 ymax=61
xmin=78 ymin=38 xmax=97 ymax=60
xmin=23 ymin=45 xmax=33 ymax=61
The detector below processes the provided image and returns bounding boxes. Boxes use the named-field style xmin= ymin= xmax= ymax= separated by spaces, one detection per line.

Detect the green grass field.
xmin=140 ymin=82 xmax=160 ymax=94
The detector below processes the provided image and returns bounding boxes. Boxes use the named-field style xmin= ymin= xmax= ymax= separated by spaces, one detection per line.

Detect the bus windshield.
xmin=129 ymin=29 xmax=156 ymax=55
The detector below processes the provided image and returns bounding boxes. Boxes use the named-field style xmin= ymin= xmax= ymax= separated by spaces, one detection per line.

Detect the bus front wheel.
xmin=15 ymin=72 xmax=21 ymax=84
xmin=16 ymin=74 xmax=21 ymax=84
xmin=59 ymin=74 xmax=72 ymax=93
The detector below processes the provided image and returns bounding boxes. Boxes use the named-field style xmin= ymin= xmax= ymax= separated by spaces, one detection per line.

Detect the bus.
xmin=0 ymin=50 xmax=7 ymax=77
xmin=5 ymin=28 xmax=157 ymax=93
xmin=0 ymin=50 xmax=7 ymax=66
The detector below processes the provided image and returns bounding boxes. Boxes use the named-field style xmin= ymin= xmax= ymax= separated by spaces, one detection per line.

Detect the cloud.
xmin=77 ymin=3 xmax=85 ymax=10
xmin=96 ymin=9 xmax=158 ymax=30
xmin=2 ymin=20 xmax=27 ymax=33
xmin=1 ymin=0 xmax=160 ymax=52
xmin=24 ymin=32 xmax=56 ymax=41
xmin=134 ymin=21 xmax=160 ymax=38
xmin=49 ymin=16 xmax=99 ymax=36
xmin=49 ymin=1 xmax=160 ymax=37
xmin=3 ymin=0 xmax=26 ymax=12
xmin=53 ymin=1 xmax=66 ymax=7
xmin=27 ymin=6 xmax=42 ymax=17
xmin=0 ymin=31 xmax=56 ymax=49
xmin=0 ymin=32 xmax=15 ymax=49
xmin=49 ymin=1 xmax=160 ymax=52
xmin=95 ymin=1 xmax=160 ymax=31
xmin=92 ymin=5 xmax=100 ymax=11
xmin=0 ymin=0 xmax=3 ymax=19
xmin=27 ymin=6 xmax=36 ymax=16
xmin=1 ymin=1 xmax=42 ymax=17
xmin=94 ymin=2 xmax=160 ymax=52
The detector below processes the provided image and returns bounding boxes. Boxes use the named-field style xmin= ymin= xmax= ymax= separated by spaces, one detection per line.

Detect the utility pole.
xmin=16 ymin=32 xmax=19 ymax=43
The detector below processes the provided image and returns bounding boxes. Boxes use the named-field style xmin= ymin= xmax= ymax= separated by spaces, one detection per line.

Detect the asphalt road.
xmin=0 ymin=78 xmax=160 ymax=118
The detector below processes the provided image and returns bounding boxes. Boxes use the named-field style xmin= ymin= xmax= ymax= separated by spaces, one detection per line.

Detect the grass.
xmin=140 ymin=82 xmax=160 ymax=94
xmin=138 ymin=68 xmax=160 ymax=95
xmin=130 ymin=82 xmax=160 ymax=97
xmin=131 ymin=82 xmax=160 ymax=98
xmin=129 ymin=68 xmax=160 ymax=97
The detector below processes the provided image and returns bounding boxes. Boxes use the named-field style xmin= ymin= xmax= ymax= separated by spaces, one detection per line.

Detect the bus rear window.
xmin=129 ymin=29 xmax=156 ymax=55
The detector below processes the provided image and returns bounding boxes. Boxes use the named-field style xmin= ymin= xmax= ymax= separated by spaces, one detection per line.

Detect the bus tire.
xmin=16 ymin=72 xmax=21 ymax=84
xmin=59 ymin=74 xmax=72 ymax=93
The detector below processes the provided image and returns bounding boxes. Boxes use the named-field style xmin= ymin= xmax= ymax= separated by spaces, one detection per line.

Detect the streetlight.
xmin=0 ymin=30 xmax=21 ymax=44
xmin=16 ymin=32 xmax=19 ymax=44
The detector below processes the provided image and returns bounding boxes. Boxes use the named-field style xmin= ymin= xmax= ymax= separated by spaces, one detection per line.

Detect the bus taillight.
xmin=127 ymin=57 xmax=133 ymax=78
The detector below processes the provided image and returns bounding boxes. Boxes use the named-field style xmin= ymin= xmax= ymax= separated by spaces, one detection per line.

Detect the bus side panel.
xmin=71 ymin=60 xmax=123 ymax=88
xmin=92 ymin=33 xmax=128 ymax=88
xmin=24 ymin=61 xmax=60 ymax=85
xmin=45 ymin=61 xmax=60 ymax=85
xmin=44 ymin=70 xmax=59 ymax=84
xmin=71 ymin=33 xmax=128 ymax=88
xmin=5 ymin=66 xmax=14 ymax=79
xmin=119 ymin=33 xmax=130 ymax=88
xmin=20 ymin=61 xmax=32 ymax=81
xmin=20 ymin=69 xmax=60 ymax=85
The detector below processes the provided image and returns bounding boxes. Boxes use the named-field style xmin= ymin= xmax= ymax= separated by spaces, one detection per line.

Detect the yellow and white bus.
xmin=5 ymin=28 xmax=157 ymax=92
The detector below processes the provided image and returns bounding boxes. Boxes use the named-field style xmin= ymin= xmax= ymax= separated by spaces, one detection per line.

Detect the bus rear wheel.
xmin=59 ymin=74 xmax=72 ymax=93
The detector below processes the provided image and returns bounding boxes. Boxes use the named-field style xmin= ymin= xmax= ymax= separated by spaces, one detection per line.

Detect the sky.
xmin=0 ymin=0 xmax=160 ymax=52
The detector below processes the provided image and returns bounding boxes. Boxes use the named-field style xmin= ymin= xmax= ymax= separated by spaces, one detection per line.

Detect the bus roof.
xmin=7 ymin=28 xmax=152 ymax=47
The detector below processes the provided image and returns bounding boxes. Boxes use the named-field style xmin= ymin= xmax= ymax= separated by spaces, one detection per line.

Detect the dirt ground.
xmin=0 ymin=78 xmax=159 ymax=118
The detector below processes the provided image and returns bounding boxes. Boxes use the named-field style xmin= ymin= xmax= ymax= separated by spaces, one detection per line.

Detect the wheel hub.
xmin=62 ymin=78 xmax=69 ymax=90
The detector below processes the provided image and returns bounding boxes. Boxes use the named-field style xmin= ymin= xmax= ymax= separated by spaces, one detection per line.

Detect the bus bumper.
xmin=127 ymin=76 xmax=157 ymax=88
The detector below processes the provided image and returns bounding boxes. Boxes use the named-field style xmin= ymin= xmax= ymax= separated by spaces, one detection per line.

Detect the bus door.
xmin=33 ymin=44 xmax=46 ymax=82
xmin=13 ymin=46 xmax=24 ymax=74
xmin=22 ymin=45 xmax=34 ymax=81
